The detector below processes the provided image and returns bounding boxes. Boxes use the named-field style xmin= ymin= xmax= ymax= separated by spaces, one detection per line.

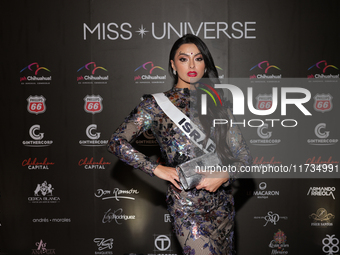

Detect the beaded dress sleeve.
xmin=107 ymin=97 xmax=159 ymax=176
xmin=225 ymin=107 xmax=253 ymax=182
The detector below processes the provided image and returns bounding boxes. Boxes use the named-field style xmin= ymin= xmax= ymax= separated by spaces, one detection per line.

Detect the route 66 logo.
xmin=84 ymin=95 xmax=103 ymax=114
xmin=314 ymin=94 xmax=333 ymax=113
xmin=27 ymin=95 xmax=46 ymax=114
xmin=256 ymin=94 xmax=272 ymax=110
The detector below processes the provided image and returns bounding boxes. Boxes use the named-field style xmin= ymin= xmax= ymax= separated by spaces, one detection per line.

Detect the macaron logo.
xmin=20 ymin=62 xmax=52 ymax=85
xmin=249 ymin=61 xmax=281 ymax=80
xmin=77 ymin=62 xmax=109 ymax=84
xmin=134 ymin=61 xmax=166 ymax=84
xmin=307 ymin=60 xmax=339 ymax=79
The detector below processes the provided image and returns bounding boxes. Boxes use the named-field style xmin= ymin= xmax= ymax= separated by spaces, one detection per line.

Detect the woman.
xmin=107 ymin=34 xmax=252 ymax=255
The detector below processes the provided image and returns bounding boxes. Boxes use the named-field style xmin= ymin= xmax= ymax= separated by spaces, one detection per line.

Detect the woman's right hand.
xmin=153 ymin=165 xmax=182 ymax=190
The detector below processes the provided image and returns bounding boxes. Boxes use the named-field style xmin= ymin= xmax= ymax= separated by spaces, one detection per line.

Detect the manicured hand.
xmin=196 ymin=176 xmax=229 ymax=192
xmin=153 ymin=165 xmax=182 ymax=190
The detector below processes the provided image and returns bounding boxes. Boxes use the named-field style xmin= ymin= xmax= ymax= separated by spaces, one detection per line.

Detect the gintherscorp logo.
xmin=28 ymin=181 xmax=60 ymax=203
xmin=79 ymin=124 xmax=108 ymax=146
xmin=77 ymin=62 xmax=109 ymax=84
xmin=84 ymin=95 xmax=103 ymax=114
xmin=20 ymin=62 xmax=52 ymax=85
xmin=310 ymin=208 xmax=335 ymax=227
xmin=307 ymin=60 xmax=339 ymax=80
xmin=307 ymin=123 xmax=338 ymax=145
xmin=27 ymin=95 xmax=46 ymax=114
xmin=135 ymin=129 xmax=158 ymax=146
xmin=22 ymin=125 xmax=53 ymax=147
xmin=134 ymin=61 xmax=166 ymax=84
xmin=31 ymin=239 xmax=55 ymax=254
xmin=249 ymin=61 xmax=282 ymax=80
xmin=250 ymin=124 xmax=281 ymax=146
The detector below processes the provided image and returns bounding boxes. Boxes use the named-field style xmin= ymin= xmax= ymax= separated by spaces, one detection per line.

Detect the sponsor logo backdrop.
xmin=0 ymin=1 xmax=339 ymax=254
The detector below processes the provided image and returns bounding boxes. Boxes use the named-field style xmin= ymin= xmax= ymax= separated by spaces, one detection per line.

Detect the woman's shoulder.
xmin=140 ymin=88 xmax=176 ymax=103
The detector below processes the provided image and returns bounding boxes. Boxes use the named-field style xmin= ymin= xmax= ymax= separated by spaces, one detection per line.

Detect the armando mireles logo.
xmin=20 ymin=62 xmax=51 ymax=85
xmin=307 ymin=60 xmax=339 ymax=80
xmin=249 ymin=60 xmax=281 ymax=80
xmin=77 ymin=62 xmax=109 ymax=84
xmin=134 ymin=61 xmax=166 ymax=84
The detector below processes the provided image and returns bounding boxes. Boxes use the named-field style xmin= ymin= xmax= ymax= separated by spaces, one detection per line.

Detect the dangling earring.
xmin=204 ymin=68 xmax=207 ymax=73
xmin=173 ymin=70 xmax=177 ymax=75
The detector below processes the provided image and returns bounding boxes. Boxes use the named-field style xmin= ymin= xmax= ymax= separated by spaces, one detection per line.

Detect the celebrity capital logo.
xmin=307 ymin=60 xmax=339 ymax=79
xmin=77 ymin=62 xmax=109 ymax=84
xmin=249 ymin=61 xmax=282 ymax=80
xmin=20 ymin=62 xmax=52 ymax=85
xmin=134 ymin=61 xmax=166 ymax=84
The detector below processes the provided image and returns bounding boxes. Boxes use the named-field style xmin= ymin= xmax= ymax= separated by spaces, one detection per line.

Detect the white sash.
xmin=152 ymin=93 xmax=216 ymax=154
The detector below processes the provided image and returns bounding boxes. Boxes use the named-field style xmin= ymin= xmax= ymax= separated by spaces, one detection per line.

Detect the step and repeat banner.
xmin=1 ymin=1 xmax=339 ymax=254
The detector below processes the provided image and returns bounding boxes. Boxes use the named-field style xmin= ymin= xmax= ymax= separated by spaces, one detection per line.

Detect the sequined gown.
xmin=107 ymin=87 xmax=252 ymax=255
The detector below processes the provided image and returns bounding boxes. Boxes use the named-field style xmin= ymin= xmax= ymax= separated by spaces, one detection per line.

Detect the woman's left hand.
xmin=195 ymin=177 xmax=229 ymax=192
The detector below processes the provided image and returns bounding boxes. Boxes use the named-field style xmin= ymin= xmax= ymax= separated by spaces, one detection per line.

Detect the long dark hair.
xmin=169 ymin=34 xmax=237 ymax=165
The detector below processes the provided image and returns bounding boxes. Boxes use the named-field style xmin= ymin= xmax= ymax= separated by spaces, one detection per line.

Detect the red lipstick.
xmin=187 ymin=71 xmax=197 ymax=77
